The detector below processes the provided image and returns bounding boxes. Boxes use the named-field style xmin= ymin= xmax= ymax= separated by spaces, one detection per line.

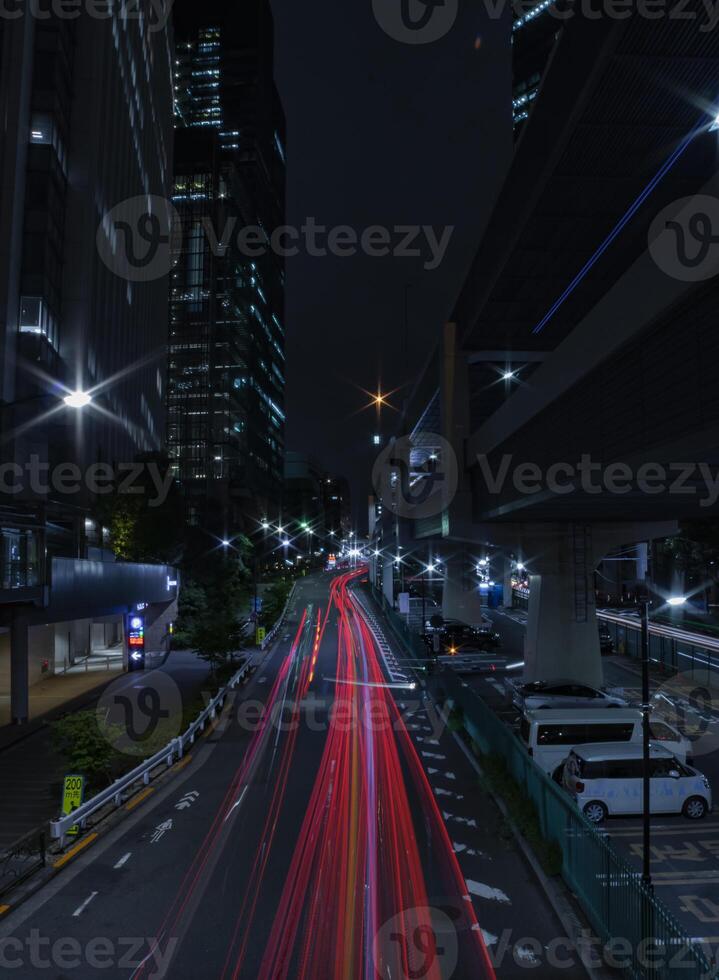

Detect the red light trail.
xmin=134 ymin=573 xmax=495 ymax=980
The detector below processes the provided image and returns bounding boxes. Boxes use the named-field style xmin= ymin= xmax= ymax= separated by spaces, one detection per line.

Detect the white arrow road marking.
xmin=421 ymin=751 xmax=446 ymax=760
xmin=516 ymin=946 xmax=540 ymax=963
xmin=452 ymin=841 xmax=486 ymax=857
xmin=175 ymin=791 xmax=199 ymax=811
xmin=441 ymin=812 xmax=477 ymax=827
xmin=481 ymin=929 xmax=499 ymax=946
xmin=72 ymin=892 xmax=98 ymax=917
xmin=150 ymin=819 xmax=173 ymax=843
xmin=113 ymin=853 xmax=131 ymax=869
xmin=434 ymin=788 xmax=464 ymax=799
xmin=443 ymin=771 xmax=456 ymax=780
xmin=467 ymin=880 xmax=511 ymax=904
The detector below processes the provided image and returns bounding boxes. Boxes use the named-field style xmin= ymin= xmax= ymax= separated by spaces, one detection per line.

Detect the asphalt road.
xmin=475 ymin=606 xmax=719 ymax=965
xmin=0 ymin=574 xmax=588 ymax=980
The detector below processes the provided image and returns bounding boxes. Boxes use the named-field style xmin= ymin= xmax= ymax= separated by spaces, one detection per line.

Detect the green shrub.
xmin=481 ymin=753 xmax=563 ymax=876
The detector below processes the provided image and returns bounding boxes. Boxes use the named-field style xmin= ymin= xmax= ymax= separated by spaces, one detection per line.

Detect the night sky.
xmin=270 ymin=0 xmax=511 ymax=525
xmin=176 ymin=0 xmax=512 ymax=526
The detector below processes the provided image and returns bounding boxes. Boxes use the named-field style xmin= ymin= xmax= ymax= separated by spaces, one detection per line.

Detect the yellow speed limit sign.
xmin=61 ymin=774 xmax=85 ymax=837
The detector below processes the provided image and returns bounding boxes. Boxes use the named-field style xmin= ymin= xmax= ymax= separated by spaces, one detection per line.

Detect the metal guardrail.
xmin=49 ymin=661 xmax=252 ymax=845
xmin=261 ymin=582 xmax=297 ymax=650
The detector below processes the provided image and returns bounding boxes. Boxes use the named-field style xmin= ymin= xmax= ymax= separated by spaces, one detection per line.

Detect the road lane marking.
xmin=224 ymin=786 xmax=249 ymax=823
xmin=113 ymin=852 xmax=132 ymax=869
xmin=175 ymin=790 xmax=199 ymax=811
xmin=53 ymin=833 xmax=98 ymax=869
xmin=467 ymin=880 xmax=511 ymax=903
xmin=434 ymin=788 xmax=464 ymax=800
xmin=150 ymin=819 xmax=173 ymax=843
xmin=72 ymin=891 xmax=98 ymax=917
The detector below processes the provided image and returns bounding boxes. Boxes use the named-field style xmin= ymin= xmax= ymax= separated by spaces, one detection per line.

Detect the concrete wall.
xmin=0 ymin=624 xmax=54 ymax=693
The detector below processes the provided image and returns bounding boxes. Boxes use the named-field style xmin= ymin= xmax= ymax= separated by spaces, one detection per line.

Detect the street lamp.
xmin=62 ymin=390 xmax=92 ymax=409
xmin=639 ymin=593 xmax=687 ymax=889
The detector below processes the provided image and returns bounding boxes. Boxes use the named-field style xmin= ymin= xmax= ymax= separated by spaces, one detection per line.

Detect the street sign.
xmin=127 ymin=613 xmax=145 ymax=670
xmin=256 ymin=627 xmax=266 ymax=645
xmin=61 ymin=774 xmax=85 ymax=837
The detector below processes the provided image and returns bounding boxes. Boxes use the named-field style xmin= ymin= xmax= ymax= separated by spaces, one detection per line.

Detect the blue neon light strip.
xmin=532 ymin=116 xmax=709 ymax=335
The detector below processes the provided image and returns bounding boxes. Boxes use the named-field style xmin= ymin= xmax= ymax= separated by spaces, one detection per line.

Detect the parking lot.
xmin=463 ymin=606 xmax=719 ymax=963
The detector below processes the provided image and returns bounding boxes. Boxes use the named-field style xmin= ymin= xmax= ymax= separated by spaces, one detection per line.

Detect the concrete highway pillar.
xmin=382 ymin=558 xmax=394 ymax=606
xmin=523 ymin=525 xmax=603 ymax=687
xmin=10 ymin=608 xmax=29 ymax=724
xmin=442 ymin=552 xmax=484 ymax=626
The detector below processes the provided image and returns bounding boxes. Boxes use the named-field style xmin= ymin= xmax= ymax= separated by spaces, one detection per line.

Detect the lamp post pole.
xmin=640 ymin=596 xmax=652 ymax=890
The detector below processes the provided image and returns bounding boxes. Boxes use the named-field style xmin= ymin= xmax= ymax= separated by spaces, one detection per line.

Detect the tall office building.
xmin=0 ymin=3 xmax=177 ymax=723
xmin=0 ymin=2 xmax=173 ymax=479
xmin=167 ymin=3 xmax=286 ymax=531
xmin=512 ymin=3 xmax=562 ymax=134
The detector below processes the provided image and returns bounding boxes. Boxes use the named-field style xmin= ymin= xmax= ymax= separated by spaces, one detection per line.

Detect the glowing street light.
xmin=221 ymin=539 xmax=230 ymax=547
xmin=667 ymin=595 xmax=688 ymax=607
xmin=63 ymin=390 xmax=92 ymax=409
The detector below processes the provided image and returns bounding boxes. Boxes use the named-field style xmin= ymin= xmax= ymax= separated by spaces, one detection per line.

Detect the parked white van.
xmin=519 ymin=709 xmax=692 ymax=776
xmin=562 ymin=743 xmax=712 ymax=823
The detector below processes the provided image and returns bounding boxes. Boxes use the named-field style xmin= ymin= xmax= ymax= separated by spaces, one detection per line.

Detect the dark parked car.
xmin=598 ymin=623 xmax=614 ymax=654
xmin=424 ymin=617 xmax=500 ymax=655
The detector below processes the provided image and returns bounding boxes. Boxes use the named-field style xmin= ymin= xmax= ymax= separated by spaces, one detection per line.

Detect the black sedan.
xmin=423 ymin=618 xmax=501 ymax=655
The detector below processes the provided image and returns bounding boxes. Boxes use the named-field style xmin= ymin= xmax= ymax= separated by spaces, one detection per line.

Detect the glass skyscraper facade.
xmin=167 ymin=5 xmax=286 ymax=531
xmin=512 ymin=3 xmax=562 ymax=134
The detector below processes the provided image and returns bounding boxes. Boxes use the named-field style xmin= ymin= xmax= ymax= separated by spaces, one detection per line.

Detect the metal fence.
xmin=600 ymin=614 xmax=719 ymax=691
xmin=442 ymin=670 xmax=716 ymax=980
xmin=261 ymin=582 xmax=297 ymax=650
xmin=371 ymin=586 xmax=428 ymax=663
xmin=0 ymin=828 xmax=46 ymax=899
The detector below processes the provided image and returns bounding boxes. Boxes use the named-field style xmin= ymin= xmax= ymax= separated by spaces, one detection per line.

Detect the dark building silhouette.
xmin=0 ymin=3 xmax=177 ymax=723
xmin=512 ymin=2 xmax=562 ymax=134
xmin=167 ymin=4 xmax=286 ymax=532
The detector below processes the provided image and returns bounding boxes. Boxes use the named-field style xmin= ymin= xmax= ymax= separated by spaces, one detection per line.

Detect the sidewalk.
xmin=0 ymin=649 xmax=219 ymax=850
xmin=0 ymin=664 xmax=124 ymax=735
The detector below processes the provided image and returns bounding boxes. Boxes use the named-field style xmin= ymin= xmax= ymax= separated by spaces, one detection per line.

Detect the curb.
xmin=0 ymin=672 xmax=254 ymax=920
xmin=445 ymin=721 xmax=618 ymax=980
